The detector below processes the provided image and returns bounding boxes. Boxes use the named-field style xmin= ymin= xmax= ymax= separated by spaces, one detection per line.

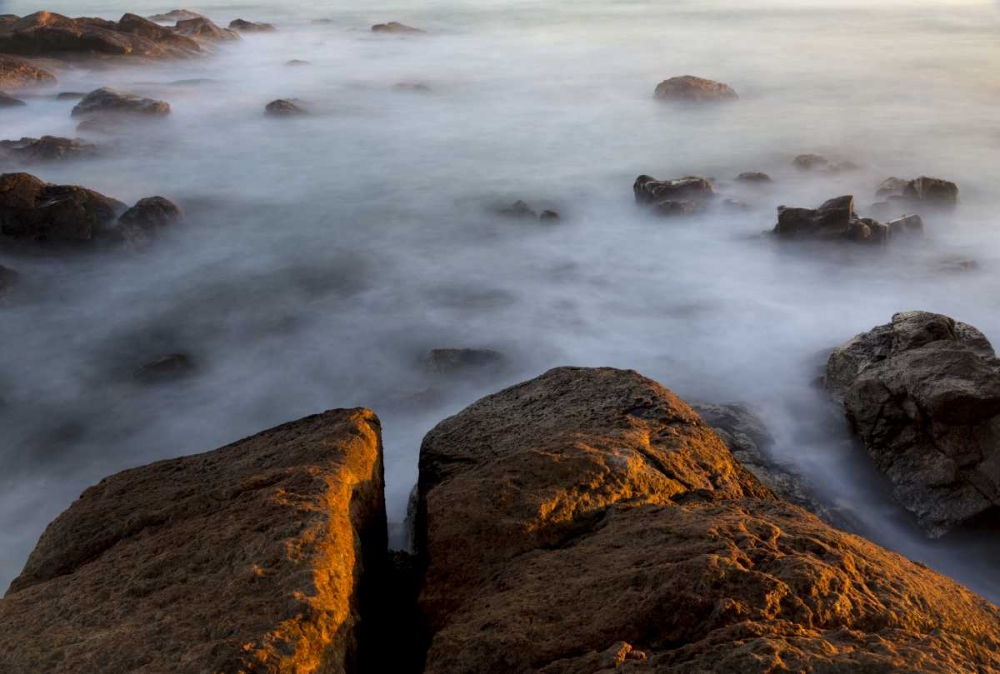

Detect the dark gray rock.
xmin=633 ymin=174 xmax=713 ymax=217
xmin=773 ymin=195 xmax=890 ymax=244
xmin=0 ymin=91 xmax=25 ymax=107
xmin=876 ymin=176 xmax=959 ymax=206
xmin=825 ymin=311 xmax=1000 ymax=537
xmin=265 ymin=99 xmax=305 ymax=116
xmin=427 ymin=348 xmax=505 ymax=376
xmin=133 ymin=353 xmax=195 ymax=383
xmin=736 ymin=171 xmax=771 ymax=183
xmin=371 ymin=21 xmax=424 ymax=34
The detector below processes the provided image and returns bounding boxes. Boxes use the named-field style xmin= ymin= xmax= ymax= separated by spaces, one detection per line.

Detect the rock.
xmin=0 ymin=11 xmax=202 ymax=59
xmin=938 ymin=256 xmax=978 ymax=274
xmin=0 ymin=172 xmax=125 ymax=245
xmin=56 ymin=91 xmax=85 ymax=100
xmin=285 ymin=59 xmax=311 ymax=66
xmin=118 ymin=196 xmax=182 ymax=230
xmin=825 ymin=311 xmax=1000 ymax=537
xmin=312 ymin=18 xmax=334 ymax=25
xmin=0 ymin=91 xmax=25 ymax=107
xmin=539 ymin=209 xmax=560 ymax=220
xmin=877 ymin=175 xmax=959 ymax=206
xmin=229 ymin=18 xmax=276 ymax=32
xmin=0 ymin=264 xmax=19 ymax=296
xmin=393 ymin=81 xmax=431 ymax=92
xmin=147 ymin=9 xmax=204 ymax=23
xmin=887 ymin=213 xmax=924 ymax=236
xmin=0 ymin=54 xmax=57 ymax=89
xmin=71 ymin=87 xmax=171 ymax=118
xmin=653 ymin=75 xmax=738 ymax=102
xmin=793 ymin=154 xmax=858 ymax=173
xmin=416 ymin=367 xmax=1000 ymax=673
xmin=633 ymin=174 xmax=713 ymax=216
xmin=774 ymin=195 xmax=890 ymax=244
xmin=0 ymin=408 xmax=387 ymax=673
xmin=497 ymin=199 xmax=537 ymax=218
xmin=173 ymin=17 xmax=240 ymax=41
xmin=0 ymin=136 xmax=97 ymax=162
xmin=736 ymin=171 xmax=771 ymax=183
xmin=265 ymin=98 xmax=306 ymax=116
xmin=371 ymin=21 xmax=425 ymax=34
xmin=426 ymin=348 xmax=505 ymax=376
xmin=132 ymin=352 xmax=195 ymax=382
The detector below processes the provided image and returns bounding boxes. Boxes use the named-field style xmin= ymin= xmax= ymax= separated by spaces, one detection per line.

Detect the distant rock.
xmin=876 ymin=175 xmax=959 ymax=206
xmin=173 ymin=16 xmax=240 ymax=41
xmin=312 ymin=18 xmax=334 ymax=25
xmin=633 ymin=174 xmax=713 ymax=216
xmin=736 ymin=171 xmax=771 ymax=183
xmin=497 ymin=200 xmax=537 ymax=219
xmin=0 ymin=91 xmax=25 ymax=106
xmin=826 ymin=311 xmax=1000 ymax=537
xmin=539 ymin=209 xmax=560 ymax=220
xmin=792 ymin=153 xmax=858 ymax=173
xmin=147 ymin=9 xmax=204 ymax=23
xmin=774 ymin=195 xmax=892 ymax=244
xmin=0 ymin=54 xmax=57 ymax=89
xmin=285 ymin=59 xmax=310 ymax=66
xmin=229 ymin=18 xmax=276 ymax=32
xmin=56 ymin=91 xmax=85 ymax=100
xmin=393 ymin=81 xmax=431 ymax=93
xmin=426 ymin=348 xmax=505 ymax=376
xmin=71 ymin=87 xmax=170 ymax=117
xmin=654 ymin=75 xmax=738 ymax=102
xmin=132 ymin=352 xmax=195 ymax=383
xmin=265 ymin=98 xmax=306 ymax=116
xmin=371 ymin=21 xmax=425 ymax=34
xmin=0 ymin=172 xmax=124 ymax=246
xmin=0 ymin=408 xmax=387 ymax=674
xmin=0 ymin=136 xmax=97 ymax=162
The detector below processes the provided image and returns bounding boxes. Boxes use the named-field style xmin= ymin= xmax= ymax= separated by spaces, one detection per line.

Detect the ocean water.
xmin=2 ymin=0 xmax=1000 ymax=598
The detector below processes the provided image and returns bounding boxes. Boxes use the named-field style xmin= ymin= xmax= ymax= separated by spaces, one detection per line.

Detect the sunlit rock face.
xmin=416 ymin=367 xmax=1000 ymax=674
xmin=827 ymin=311 xmax=1000 ymax=537
xmin=0 ymin=408 xmax=387 ymax=674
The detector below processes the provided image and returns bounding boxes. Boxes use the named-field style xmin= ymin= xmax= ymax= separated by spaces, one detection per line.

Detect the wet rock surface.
xmin=633 ymin=174 xmax=713 ymax=216
xmin=0 ymin=408 xmax=387 ymax=674
xmin=826 ymin=311 xmax=1000 ymax=537
xmin=147 ymin=9 xmax=204 ymax=23
xmin=653 ymin=75 xmax=738 ymax=102
xmin=174 ymin=17 xmax=240 ymax=42
xmin=416 ymin=367 xmax=1000 ymax=673
xmin=71 ymin=87 xmax=170 ymax=117
xmin=0 ymin=54 xmax=57 ymax=89
xmin=0 ymin=172 xmax=124 ymax=246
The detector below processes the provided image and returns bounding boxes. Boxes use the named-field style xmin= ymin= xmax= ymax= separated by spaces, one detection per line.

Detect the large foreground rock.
xmin=416 ymin=367 xmax=1000 ymax=673
xmin=826 ymin=311 xmax=1000 ymax=537
xmin=0 ymin=408 xmax=387 ymax=673
xmin=654 ymin=75 xmax=738 ymax=102
xmin=0 ymin=172 xmax=124 ymax=244
xmin=0 ymin=55 xmax=56 ymax=89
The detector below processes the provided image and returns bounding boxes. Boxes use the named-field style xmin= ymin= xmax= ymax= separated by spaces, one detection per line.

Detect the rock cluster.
xmin=633 ymin=174 xmax=713 ymax=216
xmin=826 ymin=311 xmax=1000 ymax=537
xmin=876 ymin=175 xmax=959 ymax=206
xmin=773 ymin=194 xmax=922 ymax=244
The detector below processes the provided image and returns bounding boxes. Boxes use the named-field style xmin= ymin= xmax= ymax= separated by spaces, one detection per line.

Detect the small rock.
xmin=875 ymin=177 xmax=909 ymax=198
xmin=0 ymin=91 xmax=25 ymax=107
xmin=426 ymin=348 xmax=505 ymax=376
xmin=653 ymin=75 xmax=738 ymax=102
xmin=0 ymin=136 xmax=97 ymax=162
xmin=634 ymin=174 xmax=713 ymax=216
xmin=792 ymin=154 xmax=858 ymax=173
xmin=0 ymin=54 xmax=57 ymax=89
xmin=71 ymin=88 xmax=170 ymax=118
xmin=119 ymin=196 xmax=183 ymax=231
xmin=497 ymin=200 xmax=537 ymax=219
xmin=285 ymin=59 xmax=311 ymax=67
xmin=265 ymin=99 xmax=306 ymax=116
xmin=132 ymin=353 xmax=196 ymax=383
xmin=393 ymin=81 xmax=432 ymax=93
xmin=148 ymin=9 xmax=204 ymax=22
xmin=774 ymin=195 xmax=890 ymax=244
xmin=312 ymin=18 xmax=334 ymax=25
xmin=56 ymin=91 xmax=86 ymax=100
xmin=371 ymin=21 xmax=425 ymax=34
xmin=878 ymin=175 xmax=959 ymax=206
xmin=736 ymin=171 xmax=772 ymax=183
xmin=887 ymin=213 xmax=923 ymax=237
xmin=540 ymin=210 xmax=560 ymax=221
xmin=174 ymin=17 xmax=240 ymax=41
xmin=229 ymin=19 xmax=276 ymax=33
xmin=937 ymin=257 xmax=978 ymax=274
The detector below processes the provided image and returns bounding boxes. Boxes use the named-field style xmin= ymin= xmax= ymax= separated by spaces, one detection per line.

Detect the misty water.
xmin=2 ymin=0 xmax=1000 ymax=598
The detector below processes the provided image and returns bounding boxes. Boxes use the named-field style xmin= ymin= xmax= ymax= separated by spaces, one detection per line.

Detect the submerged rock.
xmin=229 ymin=18 xmax=276 ymax=32
xmin=426 ymin=348 xmax=505 ymax=376
xmin=285 ymin=59 xmax=311 ymax=67
xmin=0 ymin=136 xmax=97 ymax=162
xmin=0 ymin=54 xmax=57 ymax=89
xmin=654 ymin=75 xmax=738 ymax=102
xmin=71 ymin=87 xmax=170 ymax=118
xmin=0 ymin=172 xmax=124 ymax=245
xmin=877 ymin=175 xmax=959 ymax=206
xmin=774 ymin=195 xmax=895 ymax=244
xmin=0 ymin=408 xmax=387 ymax=674
xmin=826 ymin=311 xmax=1000 ymax=537
xmin=0 ymin=91 xmax=25 ymax=107
xmin=265 ymin=98 xmax=306 ymax=116
xmin=793 ymin=153 xmax=858 ymax=173
xmin=736 ymin=171 xmax=771 ymax=183
xmin=393 ymin=81 xmax=431 ymax=92
xmin=497 ymin=199 xmax=537 ymax=218
xmin=132 ymin=352 xmax=195 ymax=383
xmin=416 ymin=367 xmax=1000 ymax=673
xmin=633 ymin=174 xmax=713 ymax=216
xmin=371 ymin=21 xmax=425 ymax=34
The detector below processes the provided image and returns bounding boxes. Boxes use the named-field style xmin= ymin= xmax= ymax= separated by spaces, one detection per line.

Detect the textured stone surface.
xmin=0 ymin=408 xmax=387 ymax=674
xmin=0 ymin=171 xmax=124 ymax=245
xmin=72 ymin=87 xmax=171 ymax=117
xmin=826 ymin=311 xmax=1000 ymax=536
xmin=774 ymin=195 xmax=892 ymax=244
xmin=653 ymin=75 xmax=738 ymax=102
xmin=0 ymin=54 xmax=57 ymax=89
xmin=633 ymin=174 xmax=713 ymax=216
xmin=417 ymin=367 xmax=1000 ymax=674
xmin=0 ymin=136 xmax=97 ymax=162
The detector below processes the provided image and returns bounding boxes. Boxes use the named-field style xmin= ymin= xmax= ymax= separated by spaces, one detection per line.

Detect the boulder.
xmin=118 ymin=195 xmax=182 ymax=230
xmin=0 ymin=408 xmax=387 ymax=673
xmin=426 ymin=348 xmax=505 ymax=376
xmin=0 ymin=136 xmax=97 ymax=161
xmin=0 ymin=172 xmax=124 ymax=245
xmin=0 ymin=91 xmax=25 ymax=106
xmin=229 ymin=18 xmax=276 ymax=32
xmin=132 ymin=352 xmax=195 ymax=383
xmin=653 ymin=75 xmax=738 ymax=102
xmin=147 ymin=9 xmax=204 ymax=23
xmin=0 ymin=54 xmax=57 ymax=89
xmin=173 ymin=17 xmax=240 ymax=41
xmin=265 ymin=98 xmax=306 ymax=116
xmin=633 ymin=174 xmax=713 ymax=216
xmin=371 ymin=21 xmax=425 ymax=34
xmin=773 ymin=195 xmax=891 ymax=244
xmin=416 ymin=367 xmax=1000 ymax=673
xmin=876 ymin=175 xmax=959 ymax=206
xmin=736 ymin=171 xmax=771 ymax=183
xmin=71 ymin=87 xmax=170 ymax=117
xmin=825 ymin=311 xmax=1000 ymax=537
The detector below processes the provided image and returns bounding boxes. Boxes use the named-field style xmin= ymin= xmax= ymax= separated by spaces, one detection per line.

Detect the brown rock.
xmin=653 ymin=75 xmax=738 ymax=102
xmin=265 ymin=98 xmax=306 ymax=116
xmin=0 ymin=136 xmax=97 ymax=161
xmin=147 ymin=9 xmax=204 ymax=23
xmin=229 ymin=18 xmax=276 ymax=32
xmin=416 ymin=367 xmax=1000 ymax=673
xmin=0 ymin=408 xmax=387 ymax=674
xmin=371 ymin=21 xmax=425 ymax=34
xmin=117 ymin=12 xmax=201 ymax=52
xmin=878 ymin=175 xmax=960 ymax=206
xmin=0 ymin=172 xmax=124 ymax=245
xmin=71 ymin=87 xmax=170 ymax=117
xmin=173 ymin=17 xmax=240 ymax=41
xmin=0 ymin=55 xmax=56 ymax=89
